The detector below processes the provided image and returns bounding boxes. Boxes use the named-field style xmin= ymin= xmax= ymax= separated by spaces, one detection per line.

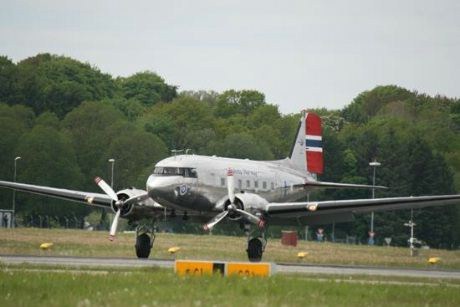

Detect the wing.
xmin=266 ymin=195 xmax=460 ymax=220
xmin=0 ymin=180 xmax=112 ymax=208
xmin=303 ymin=181 xmax=387 ymax=190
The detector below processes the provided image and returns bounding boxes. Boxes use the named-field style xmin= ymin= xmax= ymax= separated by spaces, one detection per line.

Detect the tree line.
xmin=0 ymin=54 xmax=459 ymax=248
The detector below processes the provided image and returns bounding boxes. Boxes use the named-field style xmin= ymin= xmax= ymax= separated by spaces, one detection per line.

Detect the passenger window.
xmin=238 ymin=179 xmax=242 ymax=189
xmin=254 ymin=181 xmax=259 ymax=188
xmin=271 ymin=182 xmax=275 ymax=190
xmin=246 ymin=180 xmax=251 ymax=188
xmin=221 ymin=178 xmax=226 ymax=186
xmin=262 ymin=181 xmax=267 ymax=189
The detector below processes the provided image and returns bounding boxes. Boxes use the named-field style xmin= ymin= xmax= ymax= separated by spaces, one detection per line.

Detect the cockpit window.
xmin=153 ymin=167 xmax=197 ymax=178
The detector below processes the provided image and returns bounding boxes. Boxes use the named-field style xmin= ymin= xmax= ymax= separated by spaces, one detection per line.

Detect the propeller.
xmin=109 ymin=209 xmax=121 ymax=241
xmin=203 ymin=168 xmax=265 ymax=231
xmin=94 ymin=177 xmax=123 ymax=241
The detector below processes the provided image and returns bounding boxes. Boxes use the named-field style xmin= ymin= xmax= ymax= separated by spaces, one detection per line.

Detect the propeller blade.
xmin=235 ymin=209 xmax=265 ymax=229
xmin=203 ymin=210 xmax=229 ymax=231
xmin=109 ymin=209 xmax=121 ymax=241
xmin=227 ymin=168 xmax=235 ymax=203
xmin=94 ymin=177 xmax=118 ymax=201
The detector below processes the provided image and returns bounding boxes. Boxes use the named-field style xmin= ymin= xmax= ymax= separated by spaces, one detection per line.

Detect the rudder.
xmin=289 ymin=112 xmax=324 ymax=175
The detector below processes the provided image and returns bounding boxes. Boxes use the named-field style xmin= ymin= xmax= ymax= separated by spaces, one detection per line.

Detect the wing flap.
xmin=0 ymin=180 xmax=112 ymax=208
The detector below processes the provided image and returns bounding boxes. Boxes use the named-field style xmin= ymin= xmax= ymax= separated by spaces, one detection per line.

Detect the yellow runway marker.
xmin=175 ymin=260 xmax=218 ymax=276
xmin=226 ymin=262 xmax=272 ymax=277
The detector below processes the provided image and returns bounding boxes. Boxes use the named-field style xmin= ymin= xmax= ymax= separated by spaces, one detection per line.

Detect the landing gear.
xmin=244 ymin=223 xmax=267 ymax=262
xmin=247 ymin=237 xmax=266 ymax=262
xmin=135 ymin=224 xmax=155 ymax=259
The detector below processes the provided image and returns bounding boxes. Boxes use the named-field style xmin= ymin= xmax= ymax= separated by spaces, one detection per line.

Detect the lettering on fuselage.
xmin=231 ymin=169 xmax=260 ymax=177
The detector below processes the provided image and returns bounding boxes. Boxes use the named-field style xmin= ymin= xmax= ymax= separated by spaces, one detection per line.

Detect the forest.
xmin=1 ymin=53 xmax=459 ymax=248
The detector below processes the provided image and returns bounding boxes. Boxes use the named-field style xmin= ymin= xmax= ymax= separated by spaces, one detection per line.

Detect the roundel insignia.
xmin=179 ymin=184 xmax=189 ymax=196
xmin=306 ymin=203 xmax=318 ymax=211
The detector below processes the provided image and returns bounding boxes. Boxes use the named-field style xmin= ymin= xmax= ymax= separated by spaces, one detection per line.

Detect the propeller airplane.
xmin=1 ymin=112 xmax=460 ymax=261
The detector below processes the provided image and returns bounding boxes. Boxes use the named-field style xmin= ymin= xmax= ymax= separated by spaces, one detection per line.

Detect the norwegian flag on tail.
xmin=305 ymin=113 xmax=324 ymax=174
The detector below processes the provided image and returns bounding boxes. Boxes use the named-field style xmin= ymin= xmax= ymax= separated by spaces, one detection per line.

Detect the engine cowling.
xmin=223 ymin=193 xmax=269 ymax=221
xmin=111 ymin=188 xmax=154 ymax=219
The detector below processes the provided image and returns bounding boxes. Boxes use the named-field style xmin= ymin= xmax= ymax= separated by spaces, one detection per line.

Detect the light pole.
xmin=369 ymin=160 xmax=381 ymax=244
xmin=108 ymin=159 xmax=115 ymax=188
xmin=12 ymin=156 xmax=22 ymax=228
xmin=404 ymin=209 xmax=417 ymax=256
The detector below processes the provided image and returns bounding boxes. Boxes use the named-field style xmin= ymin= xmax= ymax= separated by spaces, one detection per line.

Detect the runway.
xmin=1 ymin=255 xmax=460 ymax=279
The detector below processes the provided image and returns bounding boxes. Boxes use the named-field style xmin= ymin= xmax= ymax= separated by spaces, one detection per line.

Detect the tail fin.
xmin=289 ymin=112 xmax=324 ymax=174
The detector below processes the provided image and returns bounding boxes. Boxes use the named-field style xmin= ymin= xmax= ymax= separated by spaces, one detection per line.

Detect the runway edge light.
xmin=428 ymin=257 xmax=441 ymax=264
xmin=40 ymin=242 xmax=53 ymax=250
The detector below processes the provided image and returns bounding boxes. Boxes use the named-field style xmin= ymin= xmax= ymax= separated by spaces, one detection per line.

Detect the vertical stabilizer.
xmin=289 ymin=112 xmax=324 ymax=174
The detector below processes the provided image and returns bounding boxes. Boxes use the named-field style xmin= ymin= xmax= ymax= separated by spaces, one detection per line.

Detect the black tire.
xmin=247 ymin=237 xmax=263 ymax=262
xmin=135 ymin=233 xmax=152 ymax=258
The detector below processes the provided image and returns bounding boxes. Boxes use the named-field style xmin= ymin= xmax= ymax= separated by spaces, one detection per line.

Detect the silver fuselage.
xmin=146 ymin=154 xmax=314 ymax=213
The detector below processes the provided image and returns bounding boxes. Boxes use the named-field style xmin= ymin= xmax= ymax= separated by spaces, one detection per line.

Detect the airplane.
xmin=1 ymin=112 xmax=460 ymax=262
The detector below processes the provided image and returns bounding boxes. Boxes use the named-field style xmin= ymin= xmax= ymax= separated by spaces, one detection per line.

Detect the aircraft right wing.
xmin=303 ymin=181 xmax=387 ymax=190
xmin=0 ymin=180 xmax=112 ymax=209
xmin=265 ymin=194 xmax=460 ymax=218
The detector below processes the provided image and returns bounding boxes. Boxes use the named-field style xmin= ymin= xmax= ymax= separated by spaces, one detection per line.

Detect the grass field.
xmin=0 ymin=266 xmax=459 ymax=307
xmin=1 ymin=228 xmax=460 ymax=306
xmin=1 ymin=228 xmax=460 ymax=269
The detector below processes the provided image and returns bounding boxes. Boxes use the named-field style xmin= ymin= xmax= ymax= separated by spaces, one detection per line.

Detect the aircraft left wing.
xmin=266 ymin=194 xmax=460 ymax=218
xmin=0 ymin=180 xmax=112 ymax=208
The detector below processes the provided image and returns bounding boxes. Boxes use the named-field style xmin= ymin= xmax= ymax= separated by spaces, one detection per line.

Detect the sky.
xmin=1 ymin=0 xmax=459 ymax=114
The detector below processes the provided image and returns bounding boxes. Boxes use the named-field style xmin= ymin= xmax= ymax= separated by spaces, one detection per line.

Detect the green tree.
xmin=342 ymin=85 xmax=414 ymax=124
xmin=14 ymin=53 xmax=116 ymax=117
xmin=206 ymin=132 xmax=274 ymax=160
xmin=116 ymin=71 xmax=177 ymax=106
xmin=215 ymin=90 xmax=266 ymax=117
xmin=62 ymin=101 xmax=126 ymax=186
xmin=0 ymin=56 xmax=18 ymax=102
xmin=15 ymin=124 xmax=86 ymax=219
xmin=139 ymin=96 xmax=215 ymax=150
xmin=104 ymin=124 xmax=168 ymax=189
xmin=0 ymin=104 xmax=35 ymax=210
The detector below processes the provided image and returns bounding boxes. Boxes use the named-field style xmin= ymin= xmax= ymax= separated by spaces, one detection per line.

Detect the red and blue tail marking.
xmin=305 ymin=113 xmax=323 ymax=174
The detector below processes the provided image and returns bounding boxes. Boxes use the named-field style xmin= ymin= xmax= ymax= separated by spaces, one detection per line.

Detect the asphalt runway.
xmin=1 ymin=255 xmax=460 ymax=279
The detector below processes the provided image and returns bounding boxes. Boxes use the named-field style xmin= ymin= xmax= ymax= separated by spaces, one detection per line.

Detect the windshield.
xmin=153 ymin=167 xmax=197 ymax=178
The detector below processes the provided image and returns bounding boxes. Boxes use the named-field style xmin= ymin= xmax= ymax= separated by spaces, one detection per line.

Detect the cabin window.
xmin=271 ymin=182 xmax=275 ymax=190
xmin=262 ymin=181 xmax=267 ymax=189
xmin=254 ymin=180 xmax=259 ymax=189
xmin=220 ymin=178 xmax=226 ymax=186
xmin=238 ymin=179 xmax=242 ymax=189
xmin=246 ymin=180 xmax=251 ymax=188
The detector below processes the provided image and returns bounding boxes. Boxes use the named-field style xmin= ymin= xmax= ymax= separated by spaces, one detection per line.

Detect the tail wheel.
xmin=135 ymin=233 xmax=152 ymax=258
xmin=247 ymin=237 xmax=263 ymax=262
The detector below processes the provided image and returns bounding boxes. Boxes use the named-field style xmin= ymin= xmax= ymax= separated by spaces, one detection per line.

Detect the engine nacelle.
xmin=222 ymin=193 xmax=269 ymax=221
xmin=111 ymin=188 xmax=151 ymax=218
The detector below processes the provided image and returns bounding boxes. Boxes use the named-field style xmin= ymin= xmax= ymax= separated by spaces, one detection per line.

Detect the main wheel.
xmin=247 ymin=237 xmax=264 ymax=262
xmin=135 ymin=233 xmax=152 ymax=258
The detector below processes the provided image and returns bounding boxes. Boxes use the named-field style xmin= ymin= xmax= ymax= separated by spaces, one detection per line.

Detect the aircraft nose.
xmin=146 ymin=175 xmax=181 ymax=197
